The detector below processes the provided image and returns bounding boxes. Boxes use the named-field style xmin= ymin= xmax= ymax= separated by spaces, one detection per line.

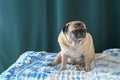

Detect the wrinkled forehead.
xmin=66 ymin=21 xmax=86 ymax=30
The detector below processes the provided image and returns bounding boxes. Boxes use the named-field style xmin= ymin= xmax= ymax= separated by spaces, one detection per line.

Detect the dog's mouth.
xmin=75 ymin=33 xmax=86 ymax=39
xmin=77 ymin=37 xmax=85 ymax=41
xmin=75 ymin=36 xmax=86 ymax=42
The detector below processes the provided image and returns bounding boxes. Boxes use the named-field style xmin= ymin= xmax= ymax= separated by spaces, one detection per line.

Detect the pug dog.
xmin=47 ymin=21 xmax=95 ymax=72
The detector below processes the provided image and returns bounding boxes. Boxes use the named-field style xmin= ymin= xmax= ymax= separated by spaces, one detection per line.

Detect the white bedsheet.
xmin=0 ymin=49 xmax=120 ymax=80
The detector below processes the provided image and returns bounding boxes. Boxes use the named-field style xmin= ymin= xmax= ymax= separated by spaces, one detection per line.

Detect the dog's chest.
xmin=65 ymin=48 xmax=84 ymax=64
xmin=64 ymin=41 xmax=84 ymax=58
xmin=62 ymin=41 xmax=86 ymax=63
xmin=66 ymin=47 xmax=83 ymax=58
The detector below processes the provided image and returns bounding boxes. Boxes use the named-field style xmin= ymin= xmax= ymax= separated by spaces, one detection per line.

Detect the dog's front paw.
xmin=46 ymin=62 xmax=55 ymax=66
xmin=86 ymin=68 xmax=91 ymax=72
xmin=85 ymin=66 xmax=91 ymax=72
xmin=59 ymin=67 xmax=66 ymax=71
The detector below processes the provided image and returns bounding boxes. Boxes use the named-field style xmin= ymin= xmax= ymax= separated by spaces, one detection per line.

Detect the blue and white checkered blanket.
xmin=0 ymin=49 xmax=120 ymax=80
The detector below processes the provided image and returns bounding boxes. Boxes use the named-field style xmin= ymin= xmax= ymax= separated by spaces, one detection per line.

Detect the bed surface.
xmin=0 ymin=49 xmax=120 ymax=80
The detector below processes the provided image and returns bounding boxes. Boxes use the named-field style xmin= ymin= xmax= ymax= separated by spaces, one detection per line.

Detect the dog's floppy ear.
xmin=63 ymin=24 xmax=69 ymax=33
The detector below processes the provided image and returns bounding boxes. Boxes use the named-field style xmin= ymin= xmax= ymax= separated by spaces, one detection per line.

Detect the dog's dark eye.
xmin=72 ymin=30 xmax=76 ymax=34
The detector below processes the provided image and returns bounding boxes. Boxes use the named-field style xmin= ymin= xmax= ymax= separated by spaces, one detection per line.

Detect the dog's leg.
xmin=84 ymin=56 xmax=91 ymax=72
xmin=47 ymin=52 xmax=61 ymax=66
xmin=59 ymin=53 xmax=68 ymax=71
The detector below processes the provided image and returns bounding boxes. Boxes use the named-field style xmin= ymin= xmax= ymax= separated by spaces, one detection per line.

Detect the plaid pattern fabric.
xmin=0 ymin=49 xmax=120 ymax=80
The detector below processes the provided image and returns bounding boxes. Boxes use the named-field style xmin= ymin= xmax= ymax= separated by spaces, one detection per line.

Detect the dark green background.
xmin=0 ymin=0 xmax=120 ymax=73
